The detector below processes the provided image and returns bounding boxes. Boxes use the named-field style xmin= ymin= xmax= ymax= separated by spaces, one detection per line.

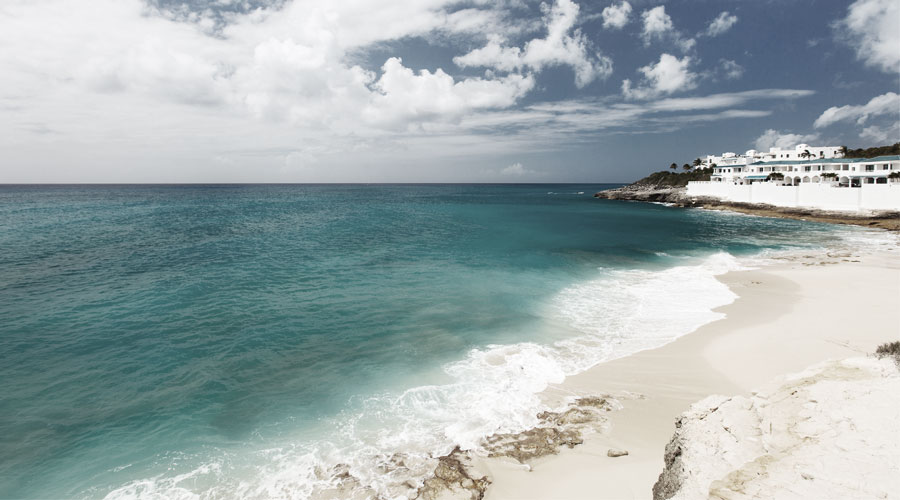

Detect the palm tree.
xmin=692 ymin=158 xmax=702 ymax=167
xmin=682 ymin=163 xmax=691 ymax=171
xmin=670 ymin=163 xmax=678 ymax=171
xmin=800 ymin=149 xmax=811 ymax=160
xmin=839 ymin=146 xmax=848 ymax=158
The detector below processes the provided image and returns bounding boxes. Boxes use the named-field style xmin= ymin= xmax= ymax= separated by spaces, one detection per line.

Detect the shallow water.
xmin=0 ymin=184 xmax=887 ymax=499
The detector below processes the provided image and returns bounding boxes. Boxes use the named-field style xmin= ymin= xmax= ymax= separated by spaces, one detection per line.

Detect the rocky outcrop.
xmin=417 ymin=395 xmax=620 ymax=500
xmin=652 ymin=357 xmax=900 ymax=500
xmin=594 ymin=186 xmax=900 ymax=231
xmin=417 ymin=447 xmax=491 ymax=500
xmin=593 ymin=185 xmax=692 ymax=204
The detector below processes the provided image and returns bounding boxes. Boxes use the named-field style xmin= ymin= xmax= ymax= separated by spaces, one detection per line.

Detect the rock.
xmin=417 ymin=447 xmax=490 ymax=500
xmin=607 ymin=449 xmax=629 ymax=458
xmin=652 ymin=358 xmax=900 ymax=500
xmin=594 ymin=185 xmax=900 ymax=231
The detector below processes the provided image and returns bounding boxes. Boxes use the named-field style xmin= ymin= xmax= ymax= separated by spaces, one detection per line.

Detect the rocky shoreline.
xmin=594 ymin=185 xmax=900 ymax=231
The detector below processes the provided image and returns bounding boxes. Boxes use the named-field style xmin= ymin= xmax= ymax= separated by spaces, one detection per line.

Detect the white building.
xmin=709 ymin=155 xmax=899 ymax=186
xmin=687 ymin=152 xmax=900 ymax=212
xmin=701 ymin=144 xmax=845 ymax=169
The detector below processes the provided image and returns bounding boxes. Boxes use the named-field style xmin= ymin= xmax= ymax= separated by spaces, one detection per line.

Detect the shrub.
xmin=874 ymin=341 xmax=900 ymax=365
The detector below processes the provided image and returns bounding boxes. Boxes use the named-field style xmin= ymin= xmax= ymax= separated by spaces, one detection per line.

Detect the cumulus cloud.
xmin=622 ymin=53 xmax=696 ymax=100
xmin=705 ymin=11 xmax=738 ymax=36
xmin=754 ymin=129 xmax=820 ymax=151
xmin=2 ymin=0 xmax=557 ymax=140
xmin=813 ymin=92 xmax=900 ymax=128
xmin=453 ymin=0 xmax=613 ymax=88
xmin=641 ymin=6 xmax=672 ymax=42
xmin=501 ymin=162 xmax=534 ymax=176
xmin=640 ymin=6 xmax=694 ymax=52
xmin=834 ymin=0 xmax=900 ymax=73
xmin=366 ymin=58 xmax=535 ymax=128
xmin=601 ymin=1 xmax=632 ymax=29
xmin=719 ymin=59 xmax=744 ymax=80
xmin=859 ymin=122 xmax=899 ymax=144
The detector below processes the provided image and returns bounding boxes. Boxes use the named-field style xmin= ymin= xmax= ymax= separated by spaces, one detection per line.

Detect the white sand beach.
xmin=474 ymin=250 xmax=900 ymax=500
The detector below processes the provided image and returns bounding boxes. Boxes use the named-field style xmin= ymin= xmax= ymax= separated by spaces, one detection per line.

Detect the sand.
xmin=476 ymin=250 xmax=900 ymax=500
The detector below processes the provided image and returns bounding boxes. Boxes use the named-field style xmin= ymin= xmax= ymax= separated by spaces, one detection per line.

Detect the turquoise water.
xmin=0 ymin=184 xmax=873 ymax=498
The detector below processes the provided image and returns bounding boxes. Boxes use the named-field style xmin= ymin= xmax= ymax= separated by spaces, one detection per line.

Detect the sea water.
xmin=0 ymin=184 xmax=893 ymax=499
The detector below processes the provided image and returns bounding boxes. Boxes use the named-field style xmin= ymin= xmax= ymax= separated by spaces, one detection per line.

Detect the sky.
xmin=1 ymin=0 xmax=898 ymax=183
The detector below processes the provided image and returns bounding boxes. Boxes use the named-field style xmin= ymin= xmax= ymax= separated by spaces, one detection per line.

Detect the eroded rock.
xmin=652 ymin=358 xmax=900 ymax=500
xmin=416 ymin=447 xmax=490 ymax=500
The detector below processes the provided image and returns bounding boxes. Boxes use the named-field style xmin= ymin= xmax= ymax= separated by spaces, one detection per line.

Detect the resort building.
xmin=709 ymin=155 xmax=899 ymax=187
xmin=687 ymin=143 xmax=900 ymax=212
xmin=702 ymin=144 xmax=845 ymax=168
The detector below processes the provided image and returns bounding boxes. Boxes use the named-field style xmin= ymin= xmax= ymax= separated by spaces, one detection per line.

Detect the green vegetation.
xmin=631 ymin=167 xmax=713 ymax=187
xmin=841 ymin=142 xmax=900 ymax=159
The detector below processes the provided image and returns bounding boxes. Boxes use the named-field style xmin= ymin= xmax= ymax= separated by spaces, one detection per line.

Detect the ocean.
xmin=0 ymin=184 xmax=891 ymax=499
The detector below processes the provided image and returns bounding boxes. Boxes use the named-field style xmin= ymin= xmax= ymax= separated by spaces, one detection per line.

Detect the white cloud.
xmin=501 ymin=162 xmax=532 ymax=175
xmin=641 ymin=6 xmax=672 ymax=42
xmin=813 ymin=92 xmax=900 ymax=128
xmin=835 ymin=0 xmax=900 ymax=73
xmin=601 ymin=1 xmax=632 ymax=30
xmin=705 ymin=11 xmax=737 ymax=37
xmin=453 ymin=0 xmax=613 ymax=88
xmin=754 ymin=129 xmax=820 ymax=151
xmin=366 ymin=57 xmax=535 ymax=128
xmin=454 ymin=89 xmax=812 ymax=145
xmin=859 ymin=122 xmax=899 ymax=144
xmin=719 ymin=59 xmax=744 ymax=80
xmin=622 ymin=53 xmax=696 ymax=100
xmin=649 ymin=89 xmax=814 ymax=112
xmin=640 ymin=6 xmax=695 ymax=52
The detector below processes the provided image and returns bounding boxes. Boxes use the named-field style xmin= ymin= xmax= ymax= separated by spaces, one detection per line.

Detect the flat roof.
xmin=749 ymin=155 xmax=900 ymax=166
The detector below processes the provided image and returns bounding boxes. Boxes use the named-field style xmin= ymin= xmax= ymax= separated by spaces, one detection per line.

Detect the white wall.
xmin=686 ymin=181 xmax=900 ymax=212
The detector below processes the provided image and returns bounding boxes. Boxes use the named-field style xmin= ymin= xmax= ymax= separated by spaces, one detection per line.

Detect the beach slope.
xmin=477 ymin=251 xmax=900 ymax=499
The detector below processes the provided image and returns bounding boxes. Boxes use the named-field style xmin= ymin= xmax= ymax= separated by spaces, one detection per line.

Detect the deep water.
xmin=0 ymin=184 xmax=874 ymax=499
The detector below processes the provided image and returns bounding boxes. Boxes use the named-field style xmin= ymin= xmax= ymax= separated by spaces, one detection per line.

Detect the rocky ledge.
xmin=594 ymin=185 xmax=900 ymax=231
xmin=652 ymin=356 xmax=900 ymax=500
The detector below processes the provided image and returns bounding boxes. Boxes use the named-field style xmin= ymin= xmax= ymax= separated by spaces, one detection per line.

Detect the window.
xmin=865 ymin=165 xmax=875 ymax=172
xmin=842 ymin=165 xmax=849 ymax=171
xmin=882 ymin=165 xmax=889 ymax=170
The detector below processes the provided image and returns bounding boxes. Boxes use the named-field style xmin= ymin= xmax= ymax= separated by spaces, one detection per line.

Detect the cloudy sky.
xmin=1 ymin=0 xmax=897 ymax=183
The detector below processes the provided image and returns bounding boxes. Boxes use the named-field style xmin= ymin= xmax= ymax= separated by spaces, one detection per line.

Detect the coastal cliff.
xmin=652 ymin=356 xmax=900 ymax=500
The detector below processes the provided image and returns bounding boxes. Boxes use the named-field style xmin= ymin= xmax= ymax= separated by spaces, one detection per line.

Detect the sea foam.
xmin=103 ymin=251 xmax=746 ymax=500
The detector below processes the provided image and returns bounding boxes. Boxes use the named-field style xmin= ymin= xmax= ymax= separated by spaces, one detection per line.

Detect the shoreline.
xmin=449 ymin=248 xmax=899 ymax=499
xmin=594 ymin=186 xmax=900 ymax=231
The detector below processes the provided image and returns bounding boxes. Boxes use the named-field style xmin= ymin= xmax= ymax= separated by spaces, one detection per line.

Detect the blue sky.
xmin=0 ymin=0 xmax=897 ymax=182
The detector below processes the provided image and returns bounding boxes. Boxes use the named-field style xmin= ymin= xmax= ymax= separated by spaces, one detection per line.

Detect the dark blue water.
xmin=0 ymin=184 xmax=865 ymax=498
